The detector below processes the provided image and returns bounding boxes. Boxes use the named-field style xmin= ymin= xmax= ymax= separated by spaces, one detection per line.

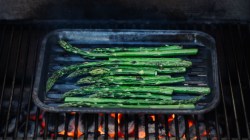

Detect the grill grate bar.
xmin=228 ymin=24 xmax=250 ymax=138
xmin=174 ymin=114 xmax=180 ymax=140
xmin=115 ymin=113 xmax=119 ymax=140
xmin=74 ymin=113 xmax=79 ymax=139
xmin=144 ymin=114 xmax=149 ymax=140
xmin=184 ymin=116 xmax=190 ymax=140
xmin=24 ymin=30 xmax=45 ymax=139
xmin=218 ymin=70 xmax=230 ymax=139
xmin=235 ymin=25 xmax=250 ymax=139
xmin=205 ymin=114 xmax=211 ymax=140
xmin=205 ymin=25 xmax=222 ymax=140
xmin=238 ymin=25 xmax=250 ymax=89
xmin=164 ymin=115 xmax=169 ymax=140
xmin=0 ymin=27 xmax=14 ymax=115
xmin=134 ymin=114 xmax=139 ymax=140
xmin=104 ymin=114 xmax=109 ymax=139
xmin=83 ymin=114 xmax=89 ymax=140
xmin=194 ymin=115 xmax=200 ymax=140
xmin=214 ymin=109 xmax=221 ymax=140
xmin=32 ymin=32 xmax=43 ymax=139
xmin=94 ymin=114 xmax=99 ymax=139
xmin=212 ymin=25 xmax=231 ymax=139
xmin=43 ymin=112 xmax=49 ymax=139
xmin=53 ymin=113 xmax=59 ymax=139
xmin=13 ymin=27 xmax=31 ymax=138
xmin=33 ymin=108 xmax=40 ymax=139
xmin=154 ymin=114 xmax=159 ymax=140
xmin=64 ymin=113 xmax=70 ymax=139
xmin=124 ymin=114 xmax=129 ymax=140
xmin=3 ymin=27 xmax=23 ymax=138
xmin=221 ymin=26 xmax=241 ymax=139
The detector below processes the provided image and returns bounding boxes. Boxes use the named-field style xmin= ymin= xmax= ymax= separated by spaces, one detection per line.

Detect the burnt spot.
xmin=136 ymin=76 xmax=143 ymax=80
xmin=131 ymin=61 xmax=137 ymax=64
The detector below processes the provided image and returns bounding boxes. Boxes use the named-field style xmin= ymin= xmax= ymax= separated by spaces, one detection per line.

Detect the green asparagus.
xmin=167 ymin=86 xmax=210 ymax=94
xmin=64 ymin=96 xmax=202 ymax=105
xmin=109 ymin=58 xmax=182 ymax=61
xmin=89 ymin=92 xmax=172 ymax=100
xmin=59 ymin=40 xmax=198 ymax=59
xmin=67 ymin=68 xmax=88 ymax=78
xmin=67 ymin=66 xmax=186 ymax=78
xmin=91 ymin=45 xmax=183 ymax=53
xmin=92 ymin=104 xmax=195 ymax=109
xmin=77 ymin=76 xmax=185 ymax=85
xmin=62 ymin=85 xmax=209 ymax=98
xmin=46 ymin=63 xmax=87 ymax=92
xmin=62 ymin=103 xmax=195 ymax=109
xmin=76 ymin=60 xmax=192 ymax=68
xmin=62 ymin=86 xmax=173 ymax=97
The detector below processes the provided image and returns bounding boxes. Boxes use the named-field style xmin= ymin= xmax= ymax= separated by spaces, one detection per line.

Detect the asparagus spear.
xmin=63 ymin=96 xmax=202 ymax=105
xmin=88 ymin=67 xmax=186 ymax=76
xmin=59 ymin=40 xmax=198 ymax=59
xmin=90 ymin=68 xmax=157 ymax=76
xmin=61 ymin=103 xmax=195 ymax=109
xmin=89 ymin=92 xmax=172 ymax=100
xmin=109 ymin=58 xmax=182 ymax=61
xmin=62 ymin=86 xmax=173 ymax=97
xmin=111 ymin=66 xmax=186 ymax=74
xmin=109 ymin=49 xmax=197 ymax=57
xmin=62 ymin=85 xmax=209 ymax=98
xmin=77 ymin=76 xmax=185 ymax=85
xmin=92 ymin=45 xmax=183 ymax=53
xmin=76 ymin=60 xmax=192 ymax=68
xmin=59 ymin=40 xmax=182 ymax=54
xmin=67 ymin=66 xmax=186 ymax=78
xmin=167 ymin=86 xmax=210 ymax=94
xmin=46 ymin=63 xmax=87 ymax=92
xmin=67 ymin=68 xmax=88 ymax=78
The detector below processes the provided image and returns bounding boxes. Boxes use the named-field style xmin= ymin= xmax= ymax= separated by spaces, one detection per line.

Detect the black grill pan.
xmin=33 ymin=29 xmax=219 ymax=114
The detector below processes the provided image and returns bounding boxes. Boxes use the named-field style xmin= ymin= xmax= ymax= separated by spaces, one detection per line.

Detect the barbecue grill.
xmin=1 ymin=1 xmax=250 ymax=139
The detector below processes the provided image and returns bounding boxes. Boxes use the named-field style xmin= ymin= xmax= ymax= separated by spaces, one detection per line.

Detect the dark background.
xmin=0 ymin=0 xmax=249 ymax=21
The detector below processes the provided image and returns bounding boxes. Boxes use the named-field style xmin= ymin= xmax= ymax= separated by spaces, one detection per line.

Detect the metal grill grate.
xmin=0 ymin=21 xmax=250 ymax=139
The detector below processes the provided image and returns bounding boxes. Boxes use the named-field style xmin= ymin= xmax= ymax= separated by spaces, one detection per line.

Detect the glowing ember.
xmin=57 ymin=117 xmax=84 ymax=138
xmin=188 ymin=120 xmax=194 ymax=127
xmin=138 ymin=131 xmax=146 ymax=138
xmin=40 ymin=120 xmax=45 ymax=128
xmin=110 ymin=113 xmax=116 ymax=118
xmin=117 ymin=113 xmax=122 ymax=124
xmin=70 ymin=112 xmax=76 ymax=115
xmin=168 ymin=114 xmax=175 ymax=123
xmin=201 ymin=130 xmax=208 ymax=136
xmin=58 ymin=129 xmax=83 ymax=138
xmin=110 ymin=113 xmax=122 ymax=124
xmin=138 ymin=126 xmax=146 ymax=139
xmin=150 ymin=115 xmax=156 ymax=122
xmin=109 ymin=132 xmax=115 ymax=138
xmin=158 ymin=135 xmax=165 ymax=139
xmin=168 ymin=132 xmax=172 ymax=137
xmin=98 ymin=125 xmax=105 ymax=134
